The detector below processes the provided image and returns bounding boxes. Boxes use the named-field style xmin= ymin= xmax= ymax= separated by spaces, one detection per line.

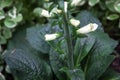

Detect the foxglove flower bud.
xmin=45 ymin=33 xmax=59 ymax=41
xmin=70 ymin=18 xmax=80 ymax=27
xmin=71 ymin=0 xmax=85 ymax=6
xmin=77 ymin=23 xmax=98 ymax=34
xmin=41 ymin=9 xmax=51 ymax=18
xmin=57 ymin=9 xmax=62 ymax=13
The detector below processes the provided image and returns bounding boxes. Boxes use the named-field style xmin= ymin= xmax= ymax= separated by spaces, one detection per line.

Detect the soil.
xmin=107 ymin=27 xmax=120 ymax=73
xmin=111 ymin=43 xmax=120 ymax=73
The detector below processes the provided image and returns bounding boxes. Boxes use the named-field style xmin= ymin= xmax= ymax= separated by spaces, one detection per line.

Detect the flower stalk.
xmin=63 ymin=1 xmax=74 ymax=69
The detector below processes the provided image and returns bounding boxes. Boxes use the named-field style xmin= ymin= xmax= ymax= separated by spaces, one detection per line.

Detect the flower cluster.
xmin=44 ymin=22 xmax=98 ymax=41
xmin=44 ymin=1 xmax=98 ymax=41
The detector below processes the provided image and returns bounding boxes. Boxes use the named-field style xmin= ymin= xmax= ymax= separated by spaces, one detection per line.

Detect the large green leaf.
xmin=3 ymin=49 xmax=53 ymax=80
xmin=68 ymin=69 xmax=85 ymax=80
xmin=7 ymin=29 xmax=37 ymax=54
xmin=0 ymin=0 xmax=13 ymax=9
xmin=63 ymin=68 xmax=85 ymax=80
xmin=106 ymin=14 xmax=119 ymax=20
xmin=114 ymin=0 xmax=120 ymax=13
xmin=75 ymin=31 xmax=117 ymax=80
xmin=7 ymin=27 xmax=49 ymax=62
xmin=74 ymin=10 xmax=103 ymax=66
xmin=74 ymin=36 xmax=96 ymax=66
xmin=75 ymin=11 xmax=118 ymax=80
xmin=4 ymin=18 xmax=17 ymax=28
xmin=105 ymin=0 xmax=117 ymax=12
xmin=26 ymin=24 xmax=62 ymax=54
xmin=50 ymin=48 xmax=67 ymax=80
xmin=2 ymin=28 xmax=12 ymax=39
xmin=26 ymin=24 xmax=50 ymax=53
xmin=0 ymin=10 xmax=5 ymax=20
xmin=100 ymin=69 xmax=120 ymax=80
xmin=84 ymin=31 xmax=117 ymax=80
xmin=88 ymin=0 xmax=100 ymax=6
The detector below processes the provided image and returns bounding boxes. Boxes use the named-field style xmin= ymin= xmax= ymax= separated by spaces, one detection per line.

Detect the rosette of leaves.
xmin=2 ymin=11 xmax=120 ymax=80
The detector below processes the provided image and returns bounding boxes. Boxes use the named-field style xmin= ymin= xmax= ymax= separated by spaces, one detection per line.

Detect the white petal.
xmin=41 ymin=9 xmax=51 ymax=18
xmin=57 ymin=9 xmax=62 ymax=13
xmin=71 ymin=0 xmax=82 ymax=6
xmin=45 ymin=33 xmax=59 ymax=41
xmin=70 ymin=18 xmax=80 ymax=27
xmin=77 ymin=23 xmax=98 ymax=34
xmin=91 ymin=23 xmax=98 ymax=31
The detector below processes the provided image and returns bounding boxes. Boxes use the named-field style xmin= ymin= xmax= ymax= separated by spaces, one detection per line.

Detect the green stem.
xmin=63 ymin=2 xmax=74 ymax=69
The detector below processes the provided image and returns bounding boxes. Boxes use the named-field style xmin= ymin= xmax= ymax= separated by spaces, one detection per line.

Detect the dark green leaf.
xmin=89 ymin=0 xmax=100 ymax=6
xmin=107 ymin=14 xmax=119 ymax=20
xmin=50 ymin=48 xmax=67 ymax=80
xmin=76 ymin=11 xmax=118 ymax=80
xmin=7 ymin=29 xmax=36 ymax=54
xmin=26 ymin=24 xmax=62 ymax=53
xmin=0 ymin=10 xmax=5 ymax=20
xmin=114 ymin=0 xmax=120 ymax=13
xmin=62 ymin=68 xmax=85 ymax=80
xmin=3 ymin=28 xmax=12 ymax=39
xmin=12 ymin=14 xmax=23 ymax=22
xmin=4 ymin=19 xmax=17 ymax=28
xmin=100 ymin=69 xmax=120 ymax=80
xmin=105 ymin=0 xmax=117 ymax=12
xmin=0 ymin=0 xmax=13 ymax=9
xmin=0 ymin=36 xmax=7 ymax=44
xmin=3 ymin=49 xmax=53 ymax=80
xmin=7 ymin=28 xmax=49 ymax=61
xmin=85 ymin=31 xmax=118 ymax=80
xmin=68 ymin=69 xmax=85 ymax=80
xmin=74 ymin=36 xmax=96 ymax=66
xmin=26 ymin=24 xmax=50 ymax=53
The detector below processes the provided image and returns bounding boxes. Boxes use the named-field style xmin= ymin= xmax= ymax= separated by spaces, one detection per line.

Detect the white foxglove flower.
xmin=50 ymin=8 xmax=62 ymax=15
xmin=71 ymin=0 xmax=85 ymax=6
xmin=57 ymin=9 xmax=62 ymax=13
xmin=45 ymin=33 xmax=59 ymax=41
xmin=70 ymin=18 xmax=80 ymax=27
xmin=41 ymin=9 xmax=51 ymax=18
xmin=77 ymin=23 xmax=98 ymax=34
xmin=71 ymin=0 xmax=81 ymax=6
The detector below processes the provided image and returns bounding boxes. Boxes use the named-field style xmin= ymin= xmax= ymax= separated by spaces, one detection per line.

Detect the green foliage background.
xmin=0 ymin=0 xmax=120 ymax=80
